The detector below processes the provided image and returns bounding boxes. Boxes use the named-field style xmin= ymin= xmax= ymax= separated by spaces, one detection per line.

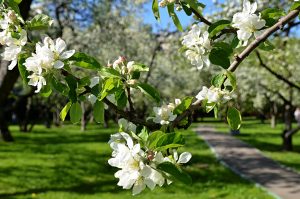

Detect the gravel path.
xmin=196 ymin=126 xmax=300 ymax=199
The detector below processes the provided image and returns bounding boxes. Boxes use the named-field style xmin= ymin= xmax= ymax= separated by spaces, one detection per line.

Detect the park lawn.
xmin=200 ymin=118 xmax=300 ymax=173
xmin=0 ymin=124 xmax=273 ymax=199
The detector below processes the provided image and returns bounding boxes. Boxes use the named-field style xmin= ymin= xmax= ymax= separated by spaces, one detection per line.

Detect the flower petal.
xmin=178 ymin=152 xmax=192 ymax=164
xmin=60 ymin=50 xmax=75 ymax=60
xmin=53 ymin=60 xmax=64 ymax=69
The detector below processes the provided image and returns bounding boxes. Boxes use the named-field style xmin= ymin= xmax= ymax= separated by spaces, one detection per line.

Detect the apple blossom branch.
xmin=172 ymin=7 xmax=300 ymax=129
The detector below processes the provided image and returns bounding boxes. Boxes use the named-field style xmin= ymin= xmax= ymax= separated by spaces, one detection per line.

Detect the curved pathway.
xmin=195 ymin=126 xmax=300 ymax=199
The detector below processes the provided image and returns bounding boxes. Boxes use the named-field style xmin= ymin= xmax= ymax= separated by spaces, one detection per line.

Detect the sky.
xmin=142 ymin=0 xmax=215 ymax=32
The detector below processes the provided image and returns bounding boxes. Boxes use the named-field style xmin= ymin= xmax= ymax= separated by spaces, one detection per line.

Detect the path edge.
xmin=193 ymin=127 xmax=282 ymax=199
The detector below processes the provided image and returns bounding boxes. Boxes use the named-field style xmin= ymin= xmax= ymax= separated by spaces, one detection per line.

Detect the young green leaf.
xmin=26 ymin=14 xmax=53 ymax=30
xmin=147 ymin=131 xmax=165 ymax=149
xmin=155 ymin=132 xmax=185 ymax=151
xmin=209 ymin=42 xmax=233 ymax=69
xmin=93 ymin=100 xmax=104 ymax=123
xmin=227 ymin=107 xmax=242 ymax=130
xmin=157 ymin=162 xmax=192 ymax=185
xmin=152 ymin=0 xmax=160 ymax=20
xmin=208 ymin=20 xmax=231 ymax=38
xmin=226 ymin=71 xmax=237 ymax=91
xmin=137 ymin=83 xmax=160 ymax=103
xmin=211 ymin=73 xmax=226 ymax=88
xmin=69 ymin=52 xmax=102 ymax=70
xmin=100 ymin=67 xmax=122 ymax=78
xmin=261 ymin=8 xmax=285 ymax=27
xmin=18 ymin=53 xmax=30 ymax=84
xmin=173 ymin=97 xmax=194 ymax=115
xmin=115 ymin=89 xmax=127 ymax=108
xmin=167 ymin=4 xmax=183 ymax=32
xmin=6 ymin=0 xmax=21 ymax=15
xmin=60 ymin=102 xmax=72 ymax=121
xmin=70 ymin=102 xmax=82 ymax=124
xmin=40 ymin=84 xmax=52 ymax=98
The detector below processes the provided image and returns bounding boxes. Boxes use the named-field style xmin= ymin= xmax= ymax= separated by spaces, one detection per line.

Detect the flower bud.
xmin=127 ymin=79 xmax=138 ymax=86
xmin=147 ymin=151 xmax=155 ymax=161
xmin=7 ymin=10 xmax=17 ymax=22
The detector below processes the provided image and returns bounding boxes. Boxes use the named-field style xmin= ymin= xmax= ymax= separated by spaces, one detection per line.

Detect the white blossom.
xmin=196 ymin=86 xmax=231 ymax=104
xmin=153 ymin=104 xmax=176 ymax=125
xmin=182 ymin=24 xmax=211 ymax=70
xmin=118 ymin=118 xmax=137 ymax=133
xmin=108 ymin=132 xmax=166 ymax=195
xmin=24 ymin=37 xmax=75 ymax=93
xmin=1 ymin=29 xmax=27 ymax=70
xmin=232 ymin=0 xmax=266 ymax=46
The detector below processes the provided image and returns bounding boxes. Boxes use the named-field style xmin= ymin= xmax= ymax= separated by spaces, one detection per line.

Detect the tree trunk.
xmin=0 ymin=0 xmax=33 ymax=141
xmin=281 ymin=88 xmax=294 ymax=151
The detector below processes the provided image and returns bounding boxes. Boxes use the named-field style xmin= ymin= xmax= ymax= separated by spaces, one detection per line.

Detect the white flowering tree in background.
xmin=1 ymin=0 xmax=300 ymax=195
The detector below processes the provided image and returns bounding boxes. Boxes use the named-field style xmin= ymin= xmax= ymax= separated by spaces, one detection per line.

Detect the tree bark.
xmin=0 ymin=0 xmax=33 ymax=141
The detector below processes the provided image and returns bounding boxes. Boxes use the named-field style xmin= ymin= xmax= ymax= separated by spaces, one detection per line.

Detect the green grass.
xmin=0 ymin=124 xmax=273 ymax=199
xmin=200 ymin=117 xmax=300 ymax=173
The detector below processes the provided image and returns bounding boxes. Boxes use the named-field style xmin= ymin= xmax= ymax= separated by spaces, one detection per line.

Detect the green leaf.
xmin=147 ymin=131 xmax=165 ymax=149
xmin=78 ymin=76 xmax=91 ymax=88
xmin=208 ymin=20 xmax=231 ymax=38
xmin=17 ymin=53 xmax=30 ymax=84
xmin=155 ymin=132 xmax=185 ymax=151
xmin=26 ymin=14 xmax=53 ymax=30
xmin=93 ymin=100 xmax=104 ymax=124
xmin=181 ymin=3 xmax=192 ymax=16
xmin=50 ymin=77 xmax=68 ymax=96
xmin=100 ymin=67 xmax=122 ymax=79
xmin=209 ymin=42 xmax=233 ymax=69
xmin=227 ymin=107 xmax=242 ymax=130
xmin=185 ymin=0 xmax=205 ymax=16
xmin=152 ymin=0 xmax=160 ymax=20
xmin=261 ymin=8 xmax=285 ymax=27
xmin=40 ymin=84 xmax=52 ymax=98
xmin=259 ymin=40 xmax=275 ymax=51
xmin=6 ymin=0 xmax=21 ymax=15
xmin=60 ymin=102 xmax=72 ymax=121
xmin=115 ymin=89 xmax=127 ymax=108
xmin=137 ymin=83 xmax=160 ymax=103
xmin=138 ymin=128 xmax=149 ymax=143
xmin=69 ymin=52 xmax=102 ymax=70
xmin=226 ymin=71 xmax=237 ymax=91
xmin=130 ymin=63 xmax=149 ymax=72
xmin=157 ymin=162 xmax=192 ymax=185
xmin=173 ymin=97 xmax=194 ymax=115
xmin=70 ymin=102 xmax=82 ymax=124
xmin=65 ymin=75 xmax=78 ymax=103
xmin=167 ymin=4 xmax=183 ymax=32
xmin=13 ymin=0 xmax=22 ymax=4
xmin=290 ymin=2 xmax=300 ymax=11
xmin=100 ymin=78 xmax=117 ymax=100
xmin=211 ymin=74 xmax=226 ymax=88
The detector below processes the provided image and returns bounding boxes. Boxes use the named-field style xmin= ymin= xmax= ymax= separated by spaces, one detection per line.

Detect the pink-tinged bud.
xmin=7 ymin=10 xmax=17 ymax=22
xmin=113 ymin=56 xmax=127 ymax=68
xmin=147 ymin=151 xmax=155 ymax=161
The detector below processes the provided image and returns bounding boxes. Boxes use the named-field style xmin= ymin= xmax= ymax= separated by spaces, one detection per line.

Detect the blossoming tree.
xmin=1 ymin=0 xmax=300 ymax=195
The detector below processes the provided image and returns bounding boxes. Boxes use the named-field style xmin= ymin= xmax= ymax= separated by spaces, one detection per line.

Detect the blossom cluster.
xmin=108 ymin=119 xmax=192 ymax=195
xmin=182 ymin=24 xmax=211 ymax=70
xmin=158 ymin=0 xmax=176 ymax=8
xmin=111 ymin=56 xmax=135 ymax=76
xmin=232 ymin=0 xmax=266 ymax=46
xmin=0 ymin=8 xmax=27 ymax=70
xmin=24 ymin=37 xmax=75 ymax=93
xmin=153 ymin=99 xmax=181 ymax=125
xmin=196 ymin=86 xmax=231 ymax=105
